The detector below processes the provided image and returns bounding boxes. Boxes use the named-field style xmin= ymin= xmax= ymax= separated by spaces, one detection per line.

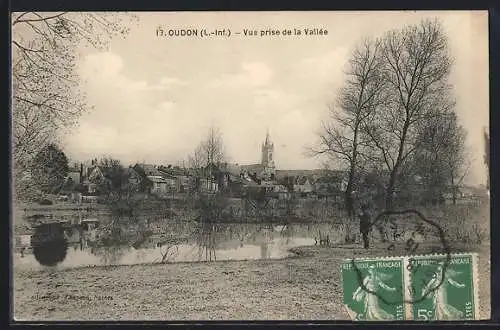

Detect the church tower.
xmin=261 ymin=129 xmax=276 ymax=180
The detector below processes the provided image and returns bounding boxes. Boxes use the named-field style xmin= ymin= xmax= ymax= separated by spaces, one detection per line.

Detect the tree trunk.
xmin=344 ymin=169 xmax=355 ymax=217
xmin=385 ymin=169 xmax=398 ymax=211
xmin=385 ymin=121 xmax=409 ymax=211
xmin=451 ymin=175 xmax=457 ymax=205
xmin=346 ymin=121 xmax=359 ymax=218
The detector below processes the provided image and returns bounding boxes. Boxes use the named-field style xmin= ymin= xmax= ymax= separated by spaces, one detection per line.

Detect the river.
xmin=13 ymin=221 xmax=355 ymax=270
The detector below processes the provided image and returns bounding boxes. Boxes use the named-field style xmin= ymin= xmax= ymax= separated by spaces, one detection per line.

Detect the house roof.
xmin=241 ymin=164 xmax=264 ymax=174
xmin=87 ymin=166 xmax=103 ymax=180
xmin=295 ymin=176 xmax=314 ymax=185
xmin=226 ymin=163 xmax=242 ymax=176
xmin=276 ymin=169 xmax=337 ymax=180
xmin=134 ymin=163 xmax=165 ymax=177
xmin=147 ymin=175 xmax=170 ymax=183
xmin=228 ymin=174 xmax=246 ymax=184
xmin=158 ymin=165 xmax=189 ymax=177
xmin=227 ymin=163 xmax=265 ymax=176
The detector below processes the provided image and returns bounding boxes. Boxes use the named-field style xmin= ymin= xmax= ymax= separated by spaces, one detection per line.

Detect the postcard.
xmin=11 ymin=11 xmax=489 ymax=321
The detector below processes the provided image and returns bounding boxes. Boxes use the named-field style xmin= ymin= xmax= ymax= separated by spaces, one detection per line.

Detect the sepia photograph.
xmin=11 ymin=11 xmax=489 ymax=321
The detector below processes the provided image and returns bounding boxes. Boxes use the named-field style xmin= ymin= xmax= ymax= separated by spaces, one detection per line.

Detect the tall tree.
xmin=11 ymin=12 xmax=136 ymax=171
xmin=189 ymin=125 xmax=225 ymax=179
xmin=362 ymin=19 xmax=454 ymax=210
xmin=97 ymin=157 xmax=133 ymax=199
xmin=311 ymin=38 xmax=386 ymax=217
xmin=441 ymin=113 xmax=468 ymax=204
xmin=408 ymin=111 xmax=468 ymax=205
xmin=30 ymin=143 xmax=69 ymax=194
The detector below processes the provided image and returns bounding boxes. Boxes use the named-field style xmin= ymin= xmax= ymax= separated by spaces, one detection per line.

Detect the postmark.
xmin=349 ymin=209 xmax=452 ymax=306
xmin=341 ymin=253 xmax=480 ymax=321
xmin=370 ymin=209 xmax=451 ymax=255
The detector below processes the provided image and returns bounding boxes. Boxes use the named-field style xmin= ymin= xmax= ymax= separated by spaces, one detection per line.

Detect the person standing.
xmin=359 ymin=204 xmax=371 ymax=249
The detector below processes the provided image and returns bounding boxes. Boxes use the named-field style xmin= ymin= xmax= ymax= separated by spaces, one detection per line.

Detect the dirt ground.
xmin=12 ymin=242 xmax=490 ymax=321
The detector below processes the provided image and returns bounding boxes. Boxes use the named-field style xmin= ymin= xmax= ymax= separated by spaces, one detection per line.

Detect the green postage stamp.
xmin=341 ymin=253 xmax=479 ymax=321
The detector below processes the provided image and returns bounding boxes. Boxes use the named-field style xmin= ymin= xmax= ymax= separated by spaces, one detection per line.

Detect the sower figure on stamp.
xmin=352 ymin=264 xmax=397 ymax=320
xmin=422 ymin=264 xmax=466 ymax=320
xmin=359 ymin=204 xmax=371 ymax=249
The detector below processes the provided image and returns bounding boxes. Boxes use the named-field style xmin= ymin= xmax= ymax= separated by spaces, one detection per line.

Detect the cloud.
xmin=79 ymin=52 xmax=181 ymax=92
xmin=159 ymin=76 xmax=187 ymax=86
xmin=211 ymin=61 xmax=273 ymax=88
xmin=299 ymin=48 xmax=349 ymax=79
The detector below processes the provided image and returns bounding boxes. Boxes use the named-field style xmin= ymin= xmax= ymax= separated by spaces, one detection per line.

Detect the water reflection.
xmin=30 ymin=223 xmax=68 ymax=267
xmin=14 ymin=222 xmax=348 ymax=270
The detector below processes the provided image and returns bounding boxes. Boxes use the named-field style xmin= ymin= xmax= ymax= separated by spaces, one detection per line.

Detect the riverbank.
xmin=13 ymin=242 xmax=490 ymax=321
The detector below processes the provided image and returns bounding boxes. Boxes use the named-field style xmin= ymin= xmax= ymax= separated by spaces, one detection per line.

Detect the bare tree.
xmin=97 ymin=157 xmax=136 ymax=200
xmin=442 ymin=114 xmax=469 ymax=204
xmin=411 ymin=110 xmax=469 ymax=205
xmin=362 ymin=19 xmax=454 ymax=210
xmin=188 ymin=125 xmax=225 ymax=179
xmin=11 ymin=12 xmax=136 ymax=172
xmin=310 ymin=38 xmax=385 ymax=217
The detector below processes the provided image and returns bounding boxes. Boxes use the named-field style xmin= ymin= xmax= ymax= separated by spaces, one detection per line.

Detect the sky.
xmin=56 ymin=11 xmax=488 ymax=186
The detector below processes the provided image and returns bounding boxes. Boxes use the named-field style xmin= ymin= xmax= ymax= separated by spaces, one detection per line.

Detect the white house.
xmin=294 ymin=176 xmax=314 ymax=193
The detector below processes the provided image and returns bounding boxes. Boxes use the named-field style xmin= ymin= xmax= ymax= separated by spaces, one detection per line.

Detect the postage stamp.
xmin=342 ymin=257 xmax=407 ymax=321
xmin=408 ymin=253 xmax=479 ymax=321
xmin=342 ymin=253 xmax=479 ymax=321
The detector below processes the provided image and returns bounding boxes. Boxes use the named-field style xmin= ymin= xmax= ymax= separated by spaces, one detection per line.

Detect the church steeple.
xmin=260 ymin=129 xmax=277 ymax=181
xmin=261 ymin=129 xmax=274 ymax=167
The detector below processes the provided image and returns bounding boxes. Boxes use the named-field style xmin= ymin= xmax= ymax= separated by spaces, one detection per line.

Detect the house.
xmin=133 ymin=163 xmax=173 ymax=193
xmin=199 ymin=177 xmax=219 ymax=193
xmin=267 ymin=184 xmax=290 ymax=200
xmin=146 ymin=176 xmax=170 ymax=194
xmin=66 ymin=170 xmax=81 ymax=185
xmin=62 ymin=163 xmax=83 ymax=185
xmin=273 ymin=184 xmax=289 ymax=193
xmin=164 ymin=174 xmax=178 ymax=192
xmin=125 ymin=166 xmax=142 ymax=191
xmin=158 ymin=165 xmax=191 ymax=193
xmin=172 ymin=173 xmax=190 ymax=193
xmin=133 ymin=163 xmax=165 ymax=177
xmin=226 ymin=174 xmax=247 ymax=197
xmin=294 ymin=176 xmax=314 ymax=194
xmin=80 ymin=160 xmax=105 ymax=194
xmin=241 ymin=184 xmax=266 ymax=199
xmin=86 ymin=166 xmax=104 ymax=194
xmin=277 ymin=176 xmax=295 ymax=192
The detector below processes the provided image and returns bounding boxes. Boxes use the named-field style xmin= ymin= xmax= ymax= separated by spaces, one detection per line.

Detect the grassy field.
xmin=13 ymin=241 xmax=490 ymax=321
